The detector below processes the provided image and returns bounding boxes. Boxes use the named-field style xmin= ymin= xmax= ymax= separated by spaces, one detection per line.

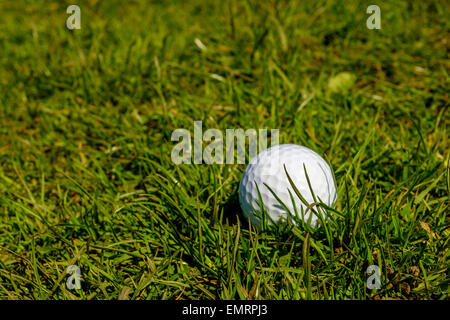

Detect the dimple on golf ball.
xmin=239 ymin=144 xmax=337 ymax=228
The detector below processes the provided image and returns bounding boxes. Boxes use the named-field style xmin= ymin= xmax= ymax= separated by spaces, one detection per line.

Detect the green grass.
xmin=0 ymin=0 xmax=448 ymax=300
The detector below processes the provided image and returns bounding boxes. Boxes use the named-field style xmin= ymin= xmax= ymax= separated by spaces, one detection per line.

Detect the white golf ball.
xmin=239 ymin=144 xmax=337 ymax=228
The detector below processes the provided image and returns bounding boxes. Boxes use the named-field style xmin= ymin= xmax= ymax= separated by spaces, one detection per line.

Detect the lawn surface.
xmin=0 ymin=0 xmax=448 ymax=299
